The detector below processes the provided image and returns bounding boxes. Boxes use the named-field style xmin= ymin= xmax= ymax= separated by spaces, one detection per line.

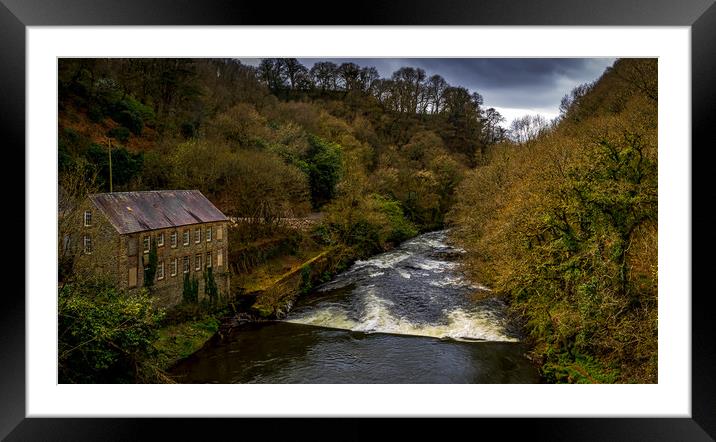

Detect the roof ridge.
xmin=90 ymin=189 xmax=201 ymax=196
xmin=89 ymin=190 xmax=227 ymax=234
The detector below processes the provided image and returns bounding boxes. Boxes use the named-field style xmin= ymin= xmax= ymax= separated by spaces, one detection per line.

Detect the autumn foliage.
xmin=449 ymin=59 xmax=658 ymax=383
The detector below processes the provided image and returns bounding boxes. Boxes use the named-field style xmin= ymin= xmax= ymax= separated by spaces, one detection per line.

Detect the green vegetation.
xmin=153 ymin=314 xmax=221 ymax=371
xmin=58 ymin=58 xmax=505 ymax=238
xmin=182 ymin=272 xmax=199 ymax=304
xmin=58 ymin=57 xmax=657 ymax=384
xmin=204 ymin=267 xmax=219 ymax=306
xmin=448 ymin=59 xmax=657 ymax=383
xmin=143 ymin=245 xmax=158 ymax=289
xmin=58 ymin=282 xmax=166 ymax=383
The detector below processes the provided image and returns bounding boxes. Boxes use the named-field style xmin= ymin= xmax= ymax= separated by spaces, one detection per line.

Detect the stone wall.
xmin=250 ymin=246 xmax=354 ymax=319
xmin=72 ymin=199 xmax=122 ymax=285
xmin=74 ymin=198 xmax=230 ymax=309
xmin=127 ymin=222 xmax=231 ymax=308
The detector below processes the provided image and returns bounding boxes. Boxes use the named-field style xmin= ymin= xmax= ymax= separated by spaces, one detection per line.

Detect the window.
xmin=195 ymin=254 xmax=202 ymax=271
xmin=83 ymin=235 xmax=92 ymax=254
xmin=217 ymin=249 xmax=223 ymax=267
xmin=206 ymin=226 xmax=212 ymax=242
xmin=83 ymin=211 xmax=92 ymax=227
xmin=206 ymin=251 xmax=212 ymax=268
xmin=157 ymin=233 xmax=164 ymax=247
xmin=195 ymin=228 xmax=201 ymax=243
xmin=183 ymin=256 xmax=190 ymax=273
xmin=127 ymin=236 xmax=137 ymax=256
xmin=143 ymin=235 xmax=151 ymax=253
xmin=157 ymin=261 xmax=165 ymax=280
xmin=171 ymin=258 xmax=178 ymax=276
xmin=183 ymin=230 xmax=190 ymax=246
xmin=170 ymin=231 xmax=177 ymax=248
xmin=216 ymin=225 xmax=223 ymax=240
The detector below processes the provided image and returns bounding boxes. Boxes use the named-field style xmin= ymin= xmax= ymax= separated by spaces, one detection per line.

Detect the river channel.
xmin=170 ymin=231 xmax=540 ymax=383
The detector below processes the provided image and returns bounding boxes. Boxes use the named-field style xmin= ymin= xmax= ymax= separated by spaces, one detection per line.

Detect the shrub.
xmin=116 ymin=109 xmax=144 ymax=135
xmin=58 ymin=283 xmax=164 ymax=383
xmin=180 ymin=121 xmax=197 ymax=139
xmin=182 ymin=272 xmax=199 ymax=304
xmin=304 ymin=135 xmax=343 ymax=209
xmin=108 ymin=126 xmax=131 ymax=143
xmin=373 ymin=195 xmax=418 ymax=244
xmin=204 ymin=267 xmax=219 ymax=306
xmin=88 ymin=105 xmax=105 ymax=123
xmin=85 ymin=144 xmax=144 ymax=191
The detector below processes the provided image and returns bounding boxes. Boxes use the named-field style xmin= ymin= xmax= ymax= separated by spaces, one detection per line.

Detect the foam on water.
xmin=353 ymin=251 xmax=411 ymax=270
xmin=397 ymin=269 xmax=411 ymax=279
xmin=284 ymin=230 xmax=514 ymax=342
xmin=286 ymin=292 xmax=517 ymax=342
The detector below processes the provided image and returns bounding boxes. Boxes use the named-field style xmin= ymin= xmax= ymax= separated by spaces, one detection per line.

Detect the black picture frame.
xmin=4 ymin=0 xmax=714 ymax=439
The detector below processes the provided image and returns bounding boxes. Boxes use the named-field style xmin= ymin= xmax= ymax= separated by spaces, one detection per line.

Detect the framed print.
xmin=4 ymin=0 xmax=715 ymax=439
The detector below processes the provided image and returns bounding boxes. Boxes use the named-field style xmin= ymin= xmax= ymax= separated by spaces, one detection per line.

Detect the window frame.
xmin=83 ymin=210 xmax=92 ymax=227
xmin=83 ymin=235 xmax=92 ymax=254
xmin=170 ymin=231 xmax=177 ymax=248
xmin=171 ymin=258 xmax=177 ymax=277
xmin=157 ymin=232 xmax=164 ymax=247
xmin=183 ymin=230 xmax=190 ymax=246
xmin=157 ymin=261 xmax=165 ymax=280
xmin=183 ymin=256 xmax=190 ymax=273
xmin=194 ymin=228 xmax=201 ymax=244
xmin=143 ymin=235 xmax=151 ymax=253
xmin=195 ymin=253 xmax=202 ymax=271
xmin=206 ymin=251 xmax=212 ymax=268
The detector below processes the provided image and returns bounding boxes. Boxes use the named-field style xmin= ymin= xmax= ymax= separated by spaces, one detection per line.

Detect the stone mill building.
xmin=77 ymin=190 xmax=230 ymax=307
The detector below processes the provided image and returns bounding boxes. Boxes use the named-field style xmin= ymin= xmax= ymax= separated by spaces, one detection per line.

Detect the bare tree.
xmin=310 ymin=61 xmax=338 ymax=92
xmin=509 ymin=114 xmax=551 ymax=144
xmin=58 ymin=163 xmax=113 ymax=285
xmin=426 ymin=74 xmax=448 ymax=114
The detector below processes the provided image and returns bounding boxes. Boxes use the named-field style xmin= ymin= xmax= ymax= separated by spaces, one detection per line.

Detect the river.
xmin=170 ymin=230 xmax=541 ymax=383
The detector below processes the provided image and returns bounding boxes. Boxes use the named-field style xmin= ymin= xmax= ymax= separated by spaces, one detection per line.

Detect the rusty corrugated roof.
xmin=89 ymin=190 xmax=228 ymax=235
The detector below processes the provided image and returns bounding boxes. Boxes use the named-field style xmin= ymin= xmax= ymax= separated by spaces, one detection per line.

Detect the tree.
xmin=448 ymin=58 xmax=658 ymax=383
xmin=224 ymin=149 xmax=311 ymax=221
xmin=58 ymin=284 xmax=164 ymax=383
xmin=426 ymin=74 xmax=448 ymax=114
xmin=257 ymin=58 xmax=286 ymax=92
xmin=391 ymin=67 xmax=426 ymax=113
xmin=58 ymin=162 xmax=113 ymax=285
xmin=481 ymin=107 xmax=507 ymax=145
xmin=310 ymin=61 xmax=338 ymax=92
xmin=508 ymin=114 xmax=551 ymax=144
xmin=303 ymin=135 xmax=343 ymax=209
xmin=280 ymin=58 xmax=309 ymax=91
xmin=85 ymin=144 xmax=144 ymax=192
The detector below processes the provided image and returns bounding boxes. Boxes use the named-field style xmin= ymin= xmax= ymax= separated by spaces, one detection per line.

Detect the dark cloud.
xmin=240 ymin=57 xmax=615 ymax=124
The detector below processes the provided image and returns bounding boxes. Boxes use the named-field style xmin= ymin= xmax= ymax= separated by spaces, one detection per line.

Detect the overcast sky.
xmin=240 ymin=58 xmax=616 ymax=127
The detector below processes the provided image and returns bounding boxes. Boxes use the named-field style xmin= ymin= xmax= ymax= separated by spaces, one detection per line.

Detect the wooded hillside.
xmin=449 ymin=59 xmax=658 ymax=383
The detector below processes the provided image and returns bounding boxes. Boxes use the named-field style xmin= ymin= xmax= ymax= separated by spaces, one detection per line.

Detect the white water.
xmin=286 ymin=292 xmax=516 ymax=342
xmin=284 ymin=231 xmax=518 ymax=342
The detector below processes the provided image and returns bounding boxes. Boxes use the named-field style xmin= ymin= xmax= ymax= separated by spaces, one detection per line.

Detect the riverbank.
xmin=152 ymin=243 xmax=359 ymax=373
xmin=168 ymin=230 xmax=541 ymax=383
